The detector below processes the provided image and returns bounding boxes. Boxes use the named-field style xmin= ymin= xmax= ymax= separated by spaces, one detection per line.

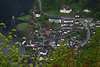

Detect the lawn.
xmin=17 ymin=23 xmax=28 ymax=31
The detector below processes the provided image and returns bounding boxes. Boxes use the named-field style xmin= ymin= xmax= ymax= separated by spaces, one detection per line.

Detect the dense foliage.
xmin=46 ymin=27 xmax=100 ymax=67
xmin=1 ymin=22 xmax=100 ymax=67
xmin=41 ymin=0 xmax=100 ymax=19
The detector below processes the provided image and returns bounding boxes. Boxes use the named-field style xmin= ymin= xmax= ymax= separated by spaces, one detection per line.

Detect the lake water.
xmin=0 ymin=0 xmax=35 ymax=54
xmin=0 ymin=0 xmax=34 ymax=19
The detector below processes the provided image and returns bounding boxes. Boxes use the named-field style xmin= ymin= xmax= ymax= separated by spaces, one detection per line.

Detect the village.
xmin=20 ymin=5 xmax=100 ymax=66
xmin=0 ymin=0 xmax=100 ymax=67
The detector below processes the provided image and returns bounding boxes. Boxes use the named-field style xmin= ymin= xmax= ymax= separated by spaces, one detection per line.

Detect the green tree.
xmin=0 ymin=31 xmax=29 ymax=67
xmin=0 ymin=22 xmax=7 ymax=32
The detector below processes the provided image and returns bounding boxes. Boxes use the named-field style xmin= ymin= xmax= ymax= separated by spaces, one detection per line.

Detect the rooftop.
xmin=48 ymin=16 xmax=61 ymax=19
xmin=60 ymin=5 xmax=71 ymax=10
xmin=34 ymin=10 xmax=41 ymax=14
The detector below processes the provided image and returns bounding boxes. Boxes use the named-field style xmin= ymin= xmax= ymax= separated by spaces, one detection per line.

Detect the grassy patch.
xmin=45 ymin=10 xmax=60 ymax=16
xmin=17 ymin=15 xmax=33 ymax=22
xmin=17 ymin=23 xmax=28 ymax=31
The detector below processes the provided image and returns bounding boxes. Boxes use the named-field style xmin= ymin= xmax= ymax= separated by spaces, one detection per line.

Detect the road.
xmin=81 ymin=21 xmax=90 ymax=46
xmin=38 ymin=0 xmax=42 ymax=11
xmin=55 ymin=18 xmax=91 ymax=47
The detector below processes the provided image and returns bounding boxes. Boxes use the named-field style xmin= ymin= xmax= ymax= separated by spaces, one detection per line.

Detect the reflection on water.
xmin=0 ymin=0 xmax=34 ymax=18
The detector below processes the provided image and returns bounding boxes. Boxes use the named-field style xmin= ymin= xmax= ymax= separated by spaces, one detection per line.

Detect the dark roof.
xmin=34 ymin=10 xmax=40 ymax=14
xmin=25 ymin=47 xmax=33 ymax=50
xmin=75 ymin=20 xmax=80 ymax=22
xmin=48 ymin=16 xmax=61 ymax=19
xmin=75 ymin=13 xmax=80 ymax=15
xmin=64 ymin=19 xmax=74 ymax=21
xmin=39 ymin=54 xmax=47 ymax=57
xmin=61 ymin=28 xmax=71 ymax=30
xmin=95 ymin=24 xmax=100 ymax=26
xmin=60 ymin=6 xmax=71 ymax=10
xmin=92 ymin=30 xmax=96 ymax=32
xmin=40 ymin=49 xmax=47 ymax=53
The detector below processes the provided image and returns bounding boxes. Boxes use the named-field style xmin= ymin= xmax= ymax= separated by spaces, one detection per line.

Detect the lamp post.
xmin=11 ymin=16 xmax=15 ymax=26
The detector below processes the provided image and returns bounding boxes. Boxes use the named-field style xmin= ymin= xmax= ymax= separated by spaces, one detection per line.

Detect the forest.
xmin=41 ymin=0 xmax=100 ymax=19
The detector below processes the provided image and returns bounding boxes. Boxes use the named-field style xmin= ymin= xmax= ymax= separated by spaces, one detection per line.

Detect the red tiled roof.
xmin=45 ymin=30 xmax=51 ymax=36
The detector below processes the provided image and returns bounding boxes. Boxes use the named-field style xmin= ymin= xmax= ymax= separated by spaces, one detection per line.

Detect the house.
xmin=39 ymin=57 xmax=45 ymax=61
xmin=68 ymin=40 xmax=75 ymax=46
xmin=93 ymin=30 xmax=96 ymax=34
xmin=61 ymin=38 xmax=65 ymax=41
xmin=95 ymin=24 xmax=100 ymax=27
xmin=63 ymin=30 xmax=70 ymax=34
xmin=45 ymin=30 xmax=51 ymax=36
xmin=49 ymin=41 xmax=56 ymax=47
xmin=62 ymin=29 xmax=71 ymax=33
xmin=91 ymin=29 xmax=96 ymax=34
xmin=60 ymin=6 xmax=72 ymax=13
xmin=64 ymin=31 xmax=68 ymax=34
xmin=89 ymin=19 xmax=99 ymax=26
xmin=61 ymin=24 xmax=68 ymax=27
xmin=61 ymin=26 xmax=72 ymax=29
xmin=48 ymin=16 xmax=61 ymax=23
xmin=33 ymin=10 xmax=41 ymax=18
xmin=77 ymin=26 xmax=84 ymax=29
xmin=64 ymin=18 xmax=74 ymax=23
xmin=90 ymin=23 xmax=95 ymax=27
xmin=83 ymin=9 xmax=91 ymax=13
xmin=88 ymin=39 xmax=91 ymax=43
xmin=61 ymin=22 xmax=73 ymax=27
xmin=22 ymin=40 xmax=26 ymax=45
xmin=57 ymin=43 xmax=60 ymax=47
xmin=74 ymin=20 xmax=80 ymax=24
xmin=75 ymin=13 xmax=80 ymax=18
xmin=39 ymin=49 xmax=48 ymax=56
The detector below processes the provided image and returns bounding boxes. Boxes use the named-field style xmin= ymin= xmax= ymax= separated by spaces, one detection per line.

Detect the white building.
xmin=64 ymin=19 xmax=74 ymax=23
xmin=75 ymin=13 xmax=80 ymax=18
xmin=40 ymin=50 xmax=48 ymax=55
xmin=95 ymin=24 xmax=100 ymax=27
xmin=83 ymin=9 xmax=91 ymax=13
xmin=48 ymin=16 xmax=61 ymax=23
xmin=60 ymin=6 xmax=72 ymax=13
xmin=35 ymin=14 xmax=40 ymax=17
xmin=33 ymin=10 xmax=41 ymax=18
xmin=90 ymin=23 xmax=95 ymax=27
xmin=75 ymin=20 xmax=80 ymax=24
xmin=22 ymin=40 xmax=26 ymax=45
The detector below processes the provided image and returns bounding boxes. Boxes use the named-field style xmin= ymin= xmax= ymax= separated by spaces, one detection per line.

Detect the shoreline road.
xmin=38 ymin=0 xmax=42 ymax=11
xmin=81 ymin=20 xmax=90 ymax=47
